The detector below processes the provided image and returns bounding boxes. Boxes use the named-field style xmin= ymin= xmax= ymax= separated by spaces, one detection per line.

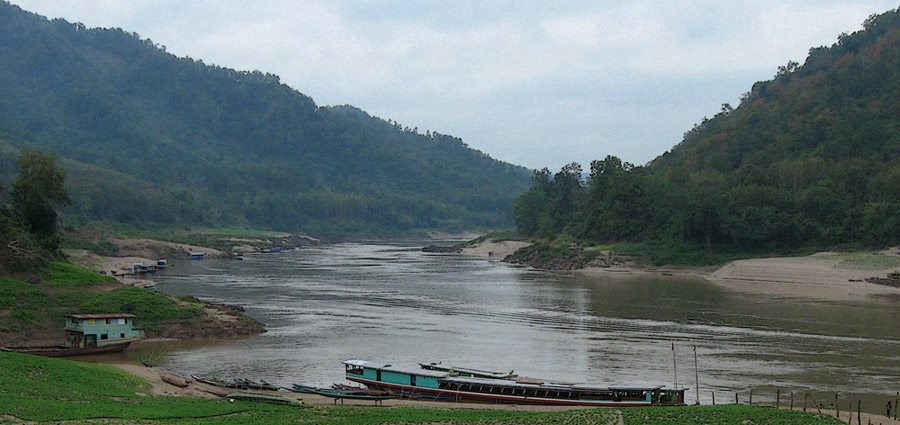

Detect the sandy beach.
xmin=459 ymin=239 xmax=531 ymax=260
xmin=572 ymin=248 xmax=900 ymax=301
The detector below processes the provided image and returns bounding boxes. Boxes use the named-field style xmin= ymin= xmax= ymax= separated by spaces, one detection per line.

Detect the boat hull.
xmin=347 ymin=376 xmax=655 ymax=407
xmin=1 ymin=341 xmax=132 ymax=357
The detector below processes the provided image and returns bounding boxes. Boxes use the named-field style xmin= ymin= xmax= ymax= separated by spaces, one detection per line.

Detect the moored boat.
xmin=1 ymin=340 xmax=133 ymax=357
xmin=344 ymin=360 xmax=686 ymax=406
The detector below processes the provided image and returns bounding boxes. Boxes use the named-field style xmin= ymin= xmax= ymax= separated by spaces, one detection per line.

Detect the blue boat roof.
xmin=343 ymin=360 xmax=448 ymax=378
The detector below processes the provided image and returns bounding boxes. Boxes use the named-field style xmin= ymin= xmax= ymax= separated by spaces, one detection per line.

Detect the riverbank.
xmin=109 ymin=362 xmax=900 ymax=424
xmin=575 ymin=248 xmax=900 ymax=301
xmin=466 ymin=235 xmax=900 ymax=301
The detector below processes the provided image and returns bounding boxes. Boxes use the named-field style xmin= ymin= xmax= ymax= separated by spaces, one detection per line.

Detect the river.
xmin=147 ymin=241 xmax=900 ymax=409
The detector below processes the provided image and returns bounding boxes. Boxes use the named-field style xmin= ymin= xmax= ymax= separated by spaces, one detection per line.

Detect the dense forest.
xmin=513 ymin=9 xmax=900 ymax=264
xmin=0 ymin=2 xmax=532 ymax=236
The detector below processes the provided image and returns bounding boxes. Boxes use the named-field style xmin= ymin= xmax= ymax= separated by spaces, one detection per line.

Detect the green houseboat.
xmin=2 ymin=313 xmax=142 ymax=357
xmin=344 ymin=360 xmax=686 ymax=406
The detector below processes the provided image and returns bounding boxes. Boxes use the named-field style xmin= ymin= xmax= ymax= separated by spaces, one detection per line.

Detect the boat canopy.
xmin=343 ymin=359 xmax=448 ymax=379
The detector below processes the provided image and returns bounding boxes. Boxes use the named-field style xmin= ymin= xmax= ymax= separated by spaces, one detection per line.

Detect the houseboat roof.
xmin=420 ymin=362 xmax=517 ymax=379
xmin=64 ymin=313 xmax=137 ymax=319
xmin=343 ymin=360 xmax=448 ymax=379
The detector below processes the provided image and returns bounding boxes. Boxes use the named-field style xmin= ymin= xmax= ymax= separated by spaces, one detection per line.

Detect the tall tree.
xmin=11 ymin=150 xmax=70 ymax=239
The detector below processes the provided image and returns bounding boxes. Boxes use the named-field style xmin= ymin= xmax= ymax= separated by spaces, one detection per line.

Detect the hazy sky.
xmin=10 ymin=1 xmax=899 ymax=171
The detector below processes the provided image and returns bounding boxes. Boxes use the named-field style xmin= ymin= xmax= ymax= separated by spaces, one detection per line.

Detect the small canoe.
xmin=1 ymin=341 xmax=132 ymax=358
xmin=161 ymin=374 xmax=190 ymax=388
xmin=288 ymin=384 xmax=318 ymax=393
xmin=308 ymin=388 xmax=398 ymax=405
xmin=190 ymin=374 xmax=228 ymax=387
xmin=225 ymin=392 xmax=303 ymax=406
xmin=332 ymin=383 xmax=392 ymax=396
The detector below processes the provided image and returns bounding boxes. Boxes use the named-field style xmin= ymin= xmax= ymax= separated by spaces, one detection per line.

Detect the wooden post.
xmin=711 ymin=391 xmax=715 ymax=405
xmin=803 ymin=393 xmax=808 ymax=412
xmin=777 ymin=389 xmax=781 ymax=409
xmin=693 ymin=346 xmax=699 ymax=405
xmin=848 ymin=401 xmax=852 ymax=424
xmin=736 ymin=392 xmax=739 ymax=405
xmin=895 ymin=392 xmax=898 ymax=420
xmin=857 ymin=399 xmax=861 ymax=425
xmin=790 ymin=392 xmax=794 ymax=410
xmin=836 ymin=393 xmax=840 ymax=418
xmin=750 ymin=389 xmax=753 ymax=405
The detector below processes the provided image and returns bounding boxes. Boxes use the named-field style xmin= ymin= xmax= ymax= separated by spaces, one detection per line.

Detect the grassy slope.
xmin=0 ymin=351 xmax=845 ymax=425
xmin=0 ymin=262 xmax=201 ymax=340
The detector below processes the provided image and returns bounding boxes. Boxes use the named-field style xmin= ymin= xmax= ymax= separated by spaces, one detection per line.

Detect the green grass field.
xmin=0 ymin=351 xmax=847 ymax=424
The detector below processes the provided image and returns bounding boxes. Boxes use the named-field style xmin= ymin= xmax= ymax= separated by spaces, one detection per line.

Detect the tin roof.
xmin=64 ymin=314 xmax=137 ymax=319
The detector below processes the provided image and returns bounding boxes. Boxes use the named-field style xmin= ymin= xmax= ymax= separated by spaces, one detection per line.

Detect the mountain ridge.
xmin=511 ymin=7 xmax=900 ymax=265
xmin=0 ymin=1 xmax=532 ymax=235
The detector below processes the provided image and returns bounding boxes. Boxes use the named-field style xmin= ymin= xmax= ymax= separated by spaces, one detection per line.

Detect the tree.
xmin=11 ymin=150 xmax=71 ymax=238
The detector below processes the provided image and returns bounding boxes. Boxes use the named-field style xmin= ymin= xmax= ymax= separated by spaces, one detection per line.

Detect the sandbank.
xmin=459 ymin=239 xmax=531 ymax=260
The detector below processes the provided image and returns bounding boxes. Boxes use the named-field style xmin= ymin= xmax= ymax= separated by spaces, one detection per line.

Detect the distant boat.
xmin=189 ymin=252 xmax=205 ymax=259
xmin=344 ymin=360 xmax=686 ymax=406
xmin=260 ymin=248 xmax=283 ymax=253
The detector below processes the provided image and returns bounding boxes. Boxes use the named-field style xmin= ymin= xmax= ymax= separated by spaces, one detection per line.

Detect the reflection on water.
xmin=150 ymin=242 xmax=900 ymax=408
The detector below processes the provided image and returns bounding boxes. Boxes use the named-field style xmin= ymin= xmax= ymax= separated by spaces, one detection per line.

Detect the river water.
xmin=148 ymin=242 xmax=900 ymax=408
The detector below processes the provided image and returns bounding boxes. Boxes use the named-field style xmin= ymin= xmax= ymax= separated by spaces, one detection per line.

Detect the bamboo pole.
xmin=711 ymin=391 xmax=715 ymax=406
xmin=803 ymin=393 xmax=808 ymax=412
xmin=750 ymin=389 xmax=753 ymax=405
xmin=777 ymin=389 xmax=781 ymax=409
xmin=790 ymin=392 xmax=794 ymax=410
xmin=857 ymin=399 xmax=861 ymax=425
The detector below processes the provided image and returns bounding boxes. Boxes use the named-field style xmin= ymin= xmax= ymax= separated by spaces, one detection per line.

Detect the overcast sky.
xmin=10 ymin=1 xmax=899 ymax=171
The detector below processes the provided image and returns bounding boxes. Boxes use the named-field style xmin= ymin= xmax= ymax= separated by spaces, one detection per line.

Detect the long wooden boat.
xmin=224 ymin=392 xmax=303 ymax=406
xmin=344 ymin=359 xmax=686 ymax=406
xmin=1 ymin=341 xmax=132 ymax=357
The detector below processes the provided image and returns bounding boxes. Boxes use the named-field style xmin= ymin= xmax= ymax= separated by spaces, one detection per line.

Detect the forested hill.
xmin=0 ymin=2 xmax=532 ymax=235
xmin=513 ymin=8 xmax=900 ymax=263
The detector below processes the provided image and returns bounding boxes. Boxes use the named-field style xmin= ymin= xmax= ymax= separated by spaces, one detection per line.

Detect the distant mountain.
xmin=512 ymin=7 xmax=900 ymax=263
xmin=0 ymin=2 xmax=532 ymax=236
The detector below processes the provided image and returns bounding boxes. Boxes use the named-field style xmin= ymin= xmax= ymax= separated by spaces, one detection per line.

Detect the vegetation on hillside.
xmin=512 ymin=9 xmax=900 ymax=265
xmin=0 ymin=261 xmax=203 ymax=340
xmin=0 ymin=350 xmax=845 ymax=424
xmin=0 ymin=2 xmax=532 ymax=236
xmin=0 ymin=150 xmax=69 ymax=271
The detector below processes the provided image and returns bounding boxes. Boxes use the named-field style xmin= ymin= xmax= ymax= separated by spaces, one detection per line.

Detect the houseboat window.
xmin=105 ymin=319 xmax=111 ymax=324
xmin=344 ymin=365 xmax=364 ymax=375
xmin=100 ymin=334 xmax=108 ymax=340
xmin=120 ymin=333 xmax=125 ymax=338
xmin=410 ymin=375 xmax=417 ymax=386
